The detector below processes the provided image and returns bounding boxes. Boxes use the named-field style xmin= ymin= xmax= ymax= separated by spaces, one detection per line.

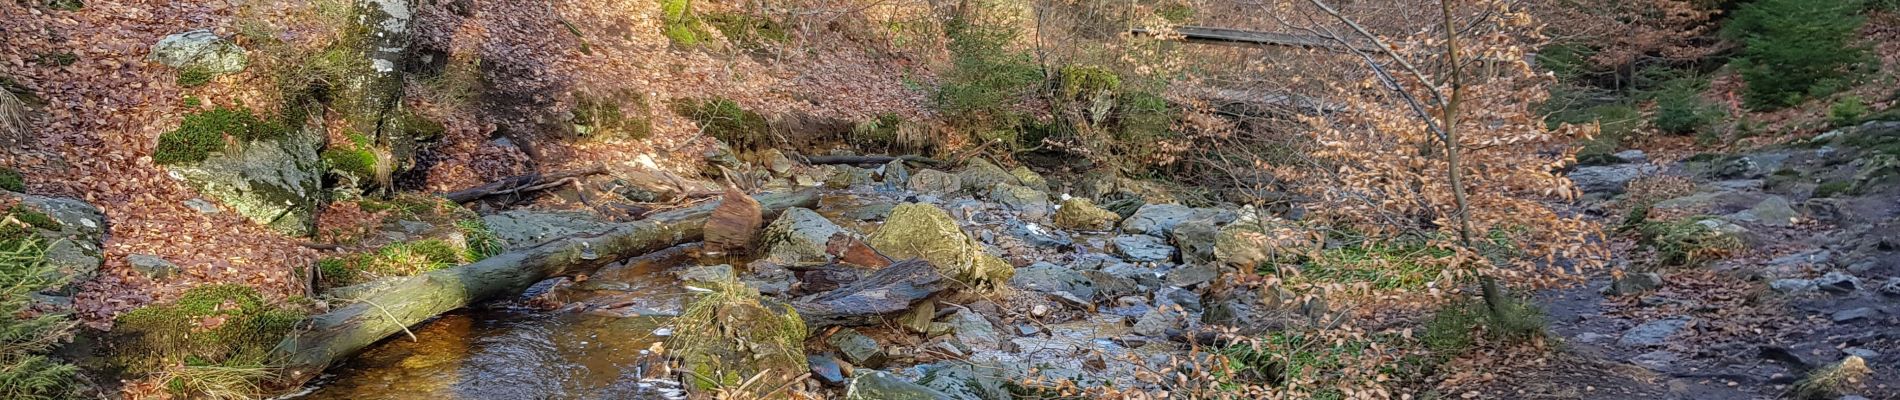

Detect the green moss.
xmin=1830 ymin=95 xmax=1868 ymax=127
xmin=176 ymin=67 xmax=215 ymax=88
xmin=7 ymin=205 xmax=60 ymax=231
xmin=154 ymin=106 xmax=293 ymax=165
xmin=399 ymin=111 xmax=445 ymax=141
xmin=850 ymin=112 xmax=907 ymax=148
xmin=705 ymin=12 xmax=788 ymax=50
xmin=1294 ymin=243 xmax=1452 ymax=290
xmin=1628 ymin=217 xmax=1742 ymax=267
xmin=671 ymin=278 xmax=807 ymax=395
xmin=1813 ymin=180 xmax=1854 ymax=198
xmin=659 ymin=0 xmax=710 ymax=48
xmin=42 ymin=0 xmax=82 ymax=10
xmin=670 ymin=97 xmax=769 ymax=149
xmin=456 ymin=219 xmax=504 ymax=261
xmin=1059 ymin=65 xmax=1121 ymax=101
xmin=0 ymin=167 xmax=23 ymax=192
xmin=1155 ymin=1 xmax=1195 ymax=23
xmin=573 ymin=93 xmax=653 ymax=141
xmin=317 ymin=239 xmax=468 ymax=289
xmin=113 ymin=284 xmax=304 ymax=374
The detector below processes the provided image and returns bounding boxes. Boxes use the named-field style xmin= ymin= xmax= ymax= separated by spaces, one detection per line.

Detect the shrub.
xmin=670 ymin=97 xmax=769 ymax=149
xmin=1830 ymin=95 xmax=1868 ymax=127
xmin=1628 ymin=218 xmax=1742 ymax=267
xmin=0 ymin=234 xmax=79 ymax=400
xmin=937 ymin=1 xmax=1043 ymax=127
xmin=113 ymin=285 xmax=303 ymax=376
xmin=1547 ymin=101 xmax=1642 ymax=160
xmin=0 ymin=168 xmax=23 ymax=192
xmin=1726 ymin=0 xmax=1870 ymax=110
xmin=456 ymin=219 xmax=505 ymax=261
xmin=1058 ymin=65 xmax=1120 ymax=102
xmin=154 ymin=106 xmax=291 ymax=165
xmin=1812 ymin=180 xmax=1854 ymax=198
xmin=1647 ymin=76 xmax=1725 ymax=135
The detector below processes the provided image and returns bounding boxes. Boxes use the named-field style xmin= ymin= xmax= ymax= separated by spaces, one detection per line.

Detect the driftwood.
xmin=790 ymin=259 xmax=952 ymax=329
xmin=441 ymin=165 xmax=609 ymax=203
xmin=799 ymin=155 xmax=944 ymax=166
xmin=269 ymin=189 xmax=819 ymax=383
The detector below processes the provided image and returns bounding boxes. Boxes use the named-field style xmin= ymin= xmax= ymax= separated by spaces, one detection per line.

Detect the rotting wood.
xmin=269 ymin=189 xmax=819 ymax=384
xmin=441 ymin=165 xmax=609 ymax=203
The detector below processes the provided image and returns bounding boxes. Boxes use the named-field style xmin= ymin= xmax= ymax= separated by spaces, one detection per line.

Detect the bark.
xmin=269 ymin=190 xmax=819 ymax=383
xmin=343 ymin=0 xmax=418 ymax=188
xmin=440 ymin=165 xmax=609 ymax=203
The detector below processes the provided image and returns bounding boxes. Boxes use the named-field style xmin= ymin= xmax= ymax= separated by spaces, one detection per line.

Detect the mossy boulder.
xmin=1051 ymin=198 xmax=1120 ymax=231
xmin=112 ymin=284 xmax=304 ymax=373
xmin=161 ymin=108 xmax=323 ymax=236
xmin=987 ymin=183 xmax=1051 ymax=220
xmin=908 ymin=169 xmax=962 ymax=195
xmin=957 ymin=159 xmax=1019 ymax=193
xmin=1214 ymin=214 xmax=1314 ymax=270
xmin=866 ymin=204 xmax=1013 ymax=287
xmin=1009 ymin=166 xmax=1049 ymax=192
xmin=4 ymin=192 xmax=106 ymax=297
xmin=150 ymin=30 xmax=248 ymax=76
xmin=760 ymin=207 xmax=844 ymax=266
xmin=671 ymin=279 xmax=807 ymax=395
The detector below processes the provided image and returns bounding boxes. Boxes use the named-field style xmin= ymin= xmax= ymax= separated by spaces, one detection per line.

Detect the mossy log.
xmin=269 ymin=189 xmax=819 ymax=383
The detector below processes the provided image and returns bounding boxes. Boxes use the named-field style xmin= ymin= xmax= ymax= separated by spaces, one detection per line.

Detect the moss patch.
xmin=573 ymin=93 xmax=653 ymax=141
xmin=659 ymin=0 xmax=711 ymax=48
xmin=321 ymin=131 xmax=377 ymax=182
xmin=705 ymin=12 xmax=788 ymax=50
xmin=113 ymin=284 xmax=304 ymax=374
xmin=670 ymin=278 xmax=806 ymax=393
xmin=42 ymin=0 xmax=82 ymax=10
xmin=176 ymin=67 xmax=215 ymax=88
xmin=1812 ymin=180 xmax=1854 ymax=198
xmin=0 ymin=167 xmax=23 ymax=192
xmin=1294 ymin=243 xmax=1452 ymax=290
xmin=154 ymin=106 xmax=293 ymax=165
xmin=1628 ymin=217 xmax=1742 ymax=267
xmin=1059 ymin=65 xmax=1120 ymax=101
xmin=671 ymin=97 xmax=769 ymax=149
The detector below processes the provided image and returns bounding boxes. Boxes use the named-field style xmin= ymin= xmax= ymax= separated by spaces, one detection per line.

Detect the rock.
xmin=1882 ymin=278 xmax=1900 ymax=296
xmin=1843 ymin=347 xmax=1880 ymax=359
xmin=1815 ymin=272 xmax=1861 ymax=293
xmin=1695 ymin=219 xmax=1754 ymax=243
xmin=1005 ymin=221 xmax=1072 ymax=248
xmin=1171 ymin=219 xmax=1219 ymax=265
xmin=182 ymin=198 xmax=222 ymax=214
xmin=1133 ymin=307 xmax=1188 ymax=337
xmin=1121 ymin=204 xmax=1196 ymax=237
xmin=908 ymin=169 xmax=962 ymax=194
xmin=1830 ymin=307 xmax=1876 ymax=323
xmin=825 ymin=165 xmax=878 ymax=189
xmin=845 ymin=371 xmax=957 ymax=400
xmin=1630 ymin=350 xmax=1679 ymax=370
xmin=917 ymin=362 xmax=1010 ymax=400
xmin=1203 ymin=287 xmax=1281 ymax=332
xmin=1050 ymin=198 xmax=1121 ymax=231
xmin=829 ymin=328 xmax=886 ymax=368
xmin=793 ymin=260 xmax=951 ymax=328
xmin=482 ymin=210 xmax=613 ymax=249
xmin=1767 ymin=250 xmax=1833 ymax=270
xmin=957 ymin=159 xmax=1019 ymax=193
xmin=1613 ymin=149 xmax=1649 ymax=164
xmin=987 ymin=183 xmax=1052 ymax=220
xmin=125 ymin=254 xmax=179 ymax=281
xmin=702 ymin=141 xmax=743 ymax=177
xmin=674 ymin=280 xmax=807 ymax=393
xmin=150 ymin=30 xmax=248 ymax=75
xmin=761 ymin=208 xmax=845 ymax=266
xmin=1653 ymin=190 xmax=1766 ymax=217
xmin=1214 ymin=215 xmax=1312 ymax=270
xmin=677 ymin=264 xmax=735 ymax=283
xmin=1165 ymin=263 xmax=1220 ymax=288
xmin=1155 ymin=286 xmax=1203 ymax=313
xmin=939 ymin=309 xmax=1001 ymax=350
xmin=866 ymin=204 xmax=1013 ymax=286
xmin=842 ymin=202 xmax=897 ymax=221
xmin=1618 ymin=317 xmax=1690 ymax=347
xmin=1569 ymin=164 xmax=1657 ymax=196
xmin=809 ymin=354 xmax=847 ymax=386
xmin=1099 ymin=262 xmax=1168 ymax=289
xmin=1113 ymin=234 xmax=1175 ymax=262
xmin=1010 ymin=262 xmax=1096 ymax=300
xmin=1602 ymin=272 xmax=1665 ymax=296
xmin=759 ymin=149 xmax=795 ymax=176
xmin=1724 ymin=195 xmax=1799 ymax=227
xmin=1009 ymin=166 xmax=1049 ymax=192
xmin=166 ymin=127 xmax=324 ymax=236
xmin=880 ymin=160 xmax=910 ymax=192
xmin=740 ymin=261 xmax=796 ymax=296
xmin=4 ymin=193 xmax=107 ymax=295
xmin=1771 ymin=278 xmax=1818 ymax=294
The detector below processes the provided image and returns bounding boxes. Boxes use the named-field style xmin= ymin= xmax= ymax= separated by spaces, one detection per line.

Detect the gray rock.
xmin=1630 ymin=350 xmax=1679 ymax=370
xmin=1618 ymin=317 xmax=1691 ymax=347
xmin=1570 ymin=164 xmax=1658 ymax=195
xmin=1011 ymin=262 xmax=1095 ymax=299
xmin=1133 ymin=308 xmax=1188 ymax=337
xmin=739 ymin=261 xmax=795 ymax=296
xmin=150 ymin=30 xmax=248 ymax=75
xmin=845 ymin=371 xmax=956 ymax=400
xmin=1081 ymin=270 xmax=1139 ymax=299
xmin=166 ymin=127 xmax=324 ymax=236
xmin=761 ymin=208 xmax=844 ymax=266
xmin=125 ymin=254 xmax=179 ymax=280
xmin=1120 ymin=204 xmax=1195 ymax=237
xmin=987 ymin=183 xmax=1052 ymax=220
xmin=6 ymin=193 xmax=107 ymax=295
xmin=1843 ymin=347 xmax=1880 ymax=359
xmin=1165 ymin=263 xmax=1220 ymax=288
xmin=1724 ymin=196 xmax=1799 ymax=227
xmin=1171 ymin=219 xmax=1219 ymax=265
xmin=1831 ymin=307 xmax=1876 ymax=323
xmin=1154 ymin=286 xmax=1203 ymax=313
xmin=1113 ymin=234 xmax=1175 ymax=262
xmin=1771 ymin=278 xmax=1818 ymax=294
xmin=1613 ymin=149 xmax=1648 ymax=164
xmin=1816 ymin=272 xmax=1861 ymax=294
xmin=482 ymin=210 xmax=612 ymax=249
xmin=677 ymin=264 xmax=735 ymax=283
xmin=917 ymin=362 xmax=1011 ymax=400
xmin=1882 ymin=278 xmax=1900 ymax=297
xmin=1203 ymin=287 xmax=1276 ymax=332
xmin=182 ymin=198 xmax=222 ymax=214
xmin=809 ymin=354 xmax=847 ymax=386
xmin=1602 ymin=272 xmax=1665 ymax=296
xmin=828 ymin=328 xmax=886 ymax=368
xmin=1099 ymin=262 xmax=1168 ymax=289
xmin=909 ymin=169 xmax=962 ymax=195
xmin=879 ymin=160 xmax=910 ymax=192
xmin=1767 ymin=250 xmax=1833 ymax=270
xmin=957 ymin=159 xmax=1019 ymax=193
xmin=842 ymin=202 xmax=897 ymax=221
xmin=938 ymin=309 xmax=1001 ymax=351
xmin=1009 ymin=166 xmax=1050 ymax=193
xmin=1005 ymin=221 xmax=1072 ymax=248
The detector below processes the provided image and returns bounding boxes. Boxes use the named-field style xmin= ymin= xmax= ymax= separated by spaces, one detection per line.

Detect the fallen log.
xmin=799 ymin=154 xmax=944 ymax=166
xmin=790 ymin=259 xmax=952 ymax=329
xmin=269 ymin=189 xmax=820 ymax=383
xmin=441 ymin=165 xmax=609 ymax=203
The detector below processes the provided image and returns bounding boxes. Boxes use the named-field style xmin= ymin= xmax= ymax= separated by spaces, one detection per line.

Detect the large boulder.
xmin=1171 ymin=219 xmax=1219 ymax=265
xmin=761 ymin=207 xmax=845 ymax=265
xmin=150 ymin=30 xmax=248 ymax=75
xmin=673 ymin=280 xmax=807 ymax=394
xmin=1723 ymin=195 xmax=1799 ymax=227
xmin=4 ymin=192 xmax=107 ymax=296
xmin=1121 ymin=204 xmax=1234 ymax=237
xmin=1569 ymin=164 xmax=1657 ymax=196
xmin=987 ymin=183 xmax=1052 ymax=220
xmin=166 ymin=127 xmax=325 ymax=236
xmin=1051 ymin=198 xmax=1121 ymax=231
xmin=909 ymin=169 xmax=962 ymax=195
xmin=1214 ymin=214 xmax=1313 ymax=269
xmin=957 ymin=159 xmax=1019 ymax=193
xmin=867 ymin=204 xmax=1014 ymax=287
xmin=1009 ymin=166 xmax=1050 ymax=192
xmin=845 ymin=371 xmax=957 ymax=400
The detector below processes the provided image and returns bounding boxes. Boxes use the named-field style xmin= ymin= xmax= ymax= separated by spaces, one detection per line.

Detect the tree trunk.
xmin=269 ymin=190 xmax=819 ymax=383
xmin=343 ymin=0 xmax=419 ymax=189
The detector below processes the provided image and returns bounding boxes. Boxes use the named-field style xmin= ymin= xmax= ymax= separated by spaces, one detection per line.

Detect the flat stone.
xmin=957 ymin=158 xmax=1019 ymax=193
xmin=1120 ymin=204 xmax=1196 ymax=237
xmin=677 ymin=264 xmax=735 ymax=283
xmin=1602 ymin=272 xmax=1665 ymax=296
xmin=1724 ymin=195 xmax=1799 ymax=227
xmin=809 ymin=354 xmax=847 ymax=386
xmin=1831 ymin=307 xmax=1876 ymax=323
xmin=1816 ymin=271 xmax=1862 ymax=293
xmin=1618 ymin=317 xmax=1690 ymax=347
xmin=1771 ymin=278 xmax=1818 ymax=294
xmin=125 ymin=254 xmax=179 ymax=280
xmin=828 ymin=328 xmax=886 ymax=368
xmin=908 ymin=169 xmax=962 ymax=194
xmin=987 ymin=183 xmax=1052 ymax=220
xmin=1010 ymin=262 xmax=1096 ymax=300
xmin=1613 ymin=149 xmax=1648 ymax=164
xmin=150 ymin=29 xmax=248 ymax=74
xmin=760 ymin=207 xmax=845 ymax=265
xmin=1165 ymin=263 xmax=1220 ymax=288
xmin=1112 ymin=234 xmax=1175 ymax=262
xmin=1569 ymin=164 xmax=1657 ymax=195
xmin=1171 ymin=219 xmax=1219 ymax=265
xmin=845 ymin=371 xmax=956 ymax=400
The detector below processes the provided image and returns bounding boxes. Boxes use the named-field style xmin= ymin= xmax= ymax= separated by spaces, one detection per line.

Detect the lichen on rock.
xmin=1051 ymin=198 xmax=1120 ymax=231
xmin=866 ymin=203 xmax=1013 ymax=287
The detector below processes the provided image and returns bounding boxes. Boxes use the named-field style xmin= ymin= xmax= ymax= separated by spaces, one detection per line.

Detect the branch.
xmin=1305 ymin=0 xmax=1446 ymax=108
